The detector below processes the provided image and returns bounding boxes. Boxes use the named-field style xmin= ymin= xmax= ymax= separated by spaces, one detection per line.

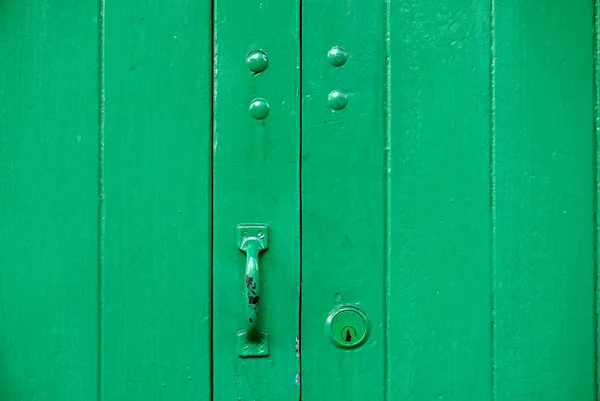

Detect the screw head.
xmin=246 ymin=49 xmax=268 ymax=73
xmin=327 ymin=46 xmax=347 ymax=67
xmin=249 ymin=98 xmax=270 ymax=119
xmin=327 ymin=90 xmax=348 ymax=110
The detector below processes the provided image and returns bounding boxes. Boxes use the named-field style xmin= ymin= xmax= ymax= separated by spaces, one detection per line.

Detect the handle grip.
xmin=243 ymin=240 xmax=262 ymax=333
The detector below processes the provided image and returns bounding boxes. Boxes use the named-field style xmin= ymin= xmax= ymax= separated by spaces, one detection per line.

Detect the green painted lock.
xmin=325 ymin=305 xmax=369 ymax=349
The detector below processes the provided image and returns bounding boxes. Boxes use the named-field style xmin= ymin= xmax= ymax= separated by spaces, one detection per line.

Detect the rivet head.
xmin=246 ymin=49 xmax=268 ymax=73
xmin=327 ymin=90 xmax=348 ymax=110
xmin=249 ymin=98 xmax=270 ymax=119
xmin=327 ymin=46 xmax=347 ymax=67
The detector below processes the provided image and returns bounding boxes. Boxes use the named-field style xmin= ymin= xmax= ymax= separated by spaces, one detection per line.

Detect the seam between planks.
xmin=489 ymin=0 xmax=497 ymax=399
xmin=97 ymin=0 xmax=106 ymax=399
xmin=594 ymin=0 xmax=599 ymax=398
xmin=383 ymin=0 xmax=391 ymax=399
xmin=298 ymin=0 xmax=304 ymax=397
xmin=210 ymin=0 xmax=216 ymax=398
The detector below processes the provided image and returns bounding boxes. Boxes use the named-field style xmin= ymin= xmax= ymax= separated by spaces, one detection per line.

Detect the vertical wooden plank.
xmin=387 ymin=0 xmax=492 ymax=399
xmin=597 ymin=0 xmax=600 ymax=397
xmin=0 ymin=1 xmax=99 ymax=399
xmin=301 ymin=1 xmax=386 ymax=399
xmin=212 ymin=1 xmax=300 ymax=400
xmin=493 ymin=1 xmax=595 ymax=399
xmin=102 ymin=1 xmax=212 ymax=399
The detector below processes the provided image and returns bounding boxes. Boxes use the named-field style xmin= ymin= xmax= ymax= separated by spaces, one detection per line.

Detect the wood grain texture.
xmin=212 ymin=0 xmax=300 ymax=400
xmin=493 ymin=1 xmax=596 ymax=399
xmin=387 ymin=1 xmax=493 ymax=400
xmin=101 ymin=1 xmax=212 ymax=399
xmin=0 ymin=1 xmax=99 ymax=399
xmin=300 ymin=0 xmax=386 ymax=399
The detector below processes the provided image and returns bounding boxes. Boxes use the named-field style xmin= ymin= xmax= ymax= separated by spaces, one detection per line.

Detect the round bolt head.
xmin=246 ymin=49 xmax=268 ymax=73
xmin=328 ymin=90 xmax=348 ymax=110
xmin=249 ymin=98 xmax=270 ymax=119
xmin=327 ymin=46 xmax=347 ymax=67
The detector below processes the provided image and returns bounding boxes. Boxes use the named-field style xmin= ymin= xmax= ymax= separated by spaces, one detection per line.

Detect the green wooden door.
xmin=0 ymin=0 xmax=596 ymax=400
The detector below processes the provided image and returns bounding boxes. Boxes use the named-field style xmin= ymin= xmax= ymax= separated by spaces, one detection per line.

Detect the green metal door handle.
xmin=242 ymin=236 xmax=262 ymax=332
xmin=236 ymin=223 xmax=269 ymax=357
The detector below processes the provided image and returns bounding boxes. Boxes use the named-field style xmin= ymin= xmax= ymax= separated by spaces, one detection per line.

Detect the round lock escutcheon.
xmin=325 ymin=304 xmax=370 ymax=349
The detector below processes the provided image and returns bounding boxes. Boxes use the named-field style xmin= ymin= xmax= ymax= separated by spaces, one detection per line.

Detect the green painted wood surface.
xmin=493 ymin=1 xmax=595 ymax=399
xmin=0 ymin=2 xmax=100 ymax=399
xmin=212 ymin=0 xmax=300 ymax=399
xmin=0 ymin=0 xmax=598 ymax=399
xmin=301 ymin=0 xmax=386 ymax=399
xmin=101 ymin=1 xmax=213 ymax=399
xmin=387 ymin=0 xmax=493 ymax=399
xmin=597 ymin=1 xmax=600 ymax=398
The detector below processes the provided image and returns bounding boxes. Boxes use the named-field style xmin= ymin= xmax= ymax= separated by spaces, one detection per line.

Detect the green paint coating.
xmin=102 ymin=0 xmax=213 ymax=399
xmin=387 ymin=0 xmax=493 ymax=399
xmin=213 ymin=0 xmax=300 ymax=398
xmin=0 ymin=0 xmax=596 ymax=399
xmin=493 ymin=1 xmax=595 ymax=399
xmin=302 ymin=0 xmax=386 ymax=399
xmin=0 ymin=1 xmax=99 ymax=399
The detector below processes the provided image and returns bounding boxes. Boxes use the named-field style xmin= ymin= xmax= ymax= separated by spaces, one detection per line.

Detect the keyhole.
xmin=345 ymin=329 xmax=352 ymax=342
